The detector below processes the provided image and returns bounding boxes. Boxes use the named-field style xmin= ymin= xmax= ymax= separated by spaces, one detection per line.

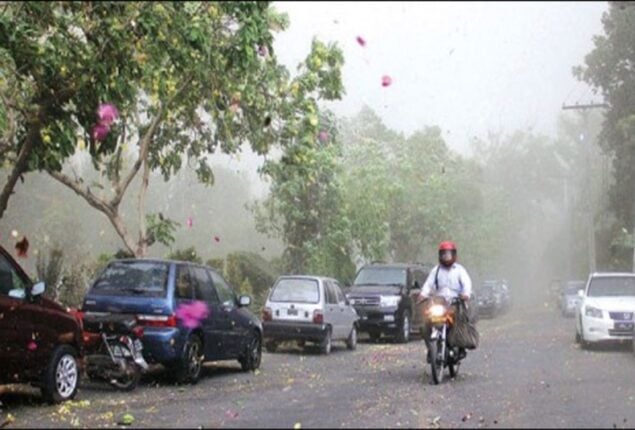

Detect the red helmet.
xmin=438 ymin=241 xmax=457 ymax=252
xmin=438 ymin=241 xmax=457 ymax=267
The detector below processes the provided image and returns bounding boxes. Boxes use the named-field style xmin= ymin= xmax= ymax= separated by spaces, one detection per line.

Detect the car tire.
xmin=265 ymin=341 xmax=278 ymax=353
xmin=346 ymin=325 xmax=358 ymax=351
xmin=578 ymin=319 xmax=591 ymax=350
xmin=41 ymin=345 xmax=80 ymax=404
xmin=239 ymin=332 xmax=262 ymax=372
xmin=396 ymin=311 xmax=411 ymax=344
xmin=171 ymin=335 xmax=203 ymax=385
xmin=320 ymin=328 xmax=332 ymax=355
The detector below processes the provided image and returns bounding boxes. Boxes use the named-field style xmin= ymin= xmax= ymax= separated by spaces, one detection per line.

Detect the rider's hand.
xmin=416 ymin=296 xmax=428 ymax=305
xmin=459 ymin=293 xmax=470 ymax=302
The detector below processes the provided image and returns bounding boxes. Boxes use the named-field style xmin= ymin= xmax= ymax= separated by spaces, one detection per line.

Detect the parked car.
xmin=494 ymin=280 xmax=511 ymax=313
xmin=475 ymin=283 xmax=499 ymax=318
xmin=575 ymin=273 xmax=635 ymax=349
xmin=344 ymin=263 xmax=428 ymax=343
xmin=0 ymin=245 xmax=84 ymax=403
xmin=81 ymin=259 xmax=262 ymax=384
xmin=262 ymin=276 xmax=359 ymax=355
xmin=560 ymin=280 xmax=585 ymax=317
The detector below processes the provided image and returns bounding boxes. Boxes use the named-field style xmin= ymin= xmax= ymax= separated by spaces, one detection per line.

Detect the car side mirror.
xmin=8 ymin=288 xmax=26 ymax=299
xmin=577 ymin=290 xmax=584 ymax=298
xmin=31 ymin=281 xmax=46 ymax=297
xmin=238 ymin=295 xmax=251 ymax=307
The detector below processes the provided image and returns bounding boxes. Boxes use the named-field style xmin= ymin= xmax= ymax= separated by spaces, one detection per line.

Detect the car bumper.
xmin=140 ymin=328 xmax=186 ymax=363
xmin=263 ymin=321 xmax=328 ymax=342
xmin=581 ymin=315 xmax=634 ymax=342
xmin=353 ymin=306 xmax=400 ymax=332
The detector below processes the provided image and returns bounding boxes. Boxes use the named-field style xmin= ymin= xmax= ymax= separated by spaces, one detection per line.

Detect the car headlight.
xmin=380 ymin=295 xmax=401 ymax=307
xmin=585 ymin=305 xmax=603 ymax=319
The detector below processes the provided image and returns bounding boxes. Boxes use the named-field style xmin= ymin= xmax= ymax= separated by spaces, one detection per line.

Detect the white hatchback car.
xmin=262 ymin=276 xmax=359 ymax=355
xmin=575 ymin=273 xmax=635 ymax=348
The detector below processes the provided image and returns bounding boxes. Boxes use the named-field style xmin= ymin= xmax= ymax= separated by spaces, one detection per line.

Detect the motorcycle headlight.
xmin=380 ymin=295 xmax=401 ymax=307
xmin=585 ymin=305 xmax=603 ymax=319
xmin=429 ymin=304 xmax=446 ymax=317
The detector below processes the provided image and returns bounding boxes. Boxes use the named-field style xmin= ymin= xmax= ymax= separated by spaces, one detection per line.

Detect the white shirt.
xmin=419 ymin=263 xmax=472 ymax=301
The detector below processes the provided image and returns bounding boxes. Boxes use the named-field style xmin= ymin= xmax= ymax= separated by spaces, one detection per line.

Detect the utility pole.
xmin=561 ymin=102 xmax=607 ymax=274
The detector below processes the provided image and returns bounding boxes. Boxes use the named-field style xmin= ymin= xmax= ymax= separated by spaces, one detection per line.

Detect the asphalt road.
xmin=3 ymin=302 xmax=635 ymax=429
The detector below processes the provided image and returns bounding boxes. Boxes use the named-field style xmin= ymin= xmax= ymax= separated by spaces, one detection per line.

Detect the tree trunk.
xmin=0 ymin=138 xmax=33 ymax=219
xmin=135 ymin=157 xmax=151 ymax=258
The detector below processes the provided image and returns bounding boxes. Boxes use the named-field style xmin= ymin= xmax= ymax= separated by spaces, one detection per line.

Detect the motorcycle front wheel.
xmin=429 ymin=339 xmax=445 ymax=385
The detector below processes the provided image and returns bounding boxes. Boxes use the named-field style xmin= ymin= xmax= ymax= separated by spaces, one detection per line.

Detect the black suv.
xmin=345 ymin=263 xmax=429 ymax=343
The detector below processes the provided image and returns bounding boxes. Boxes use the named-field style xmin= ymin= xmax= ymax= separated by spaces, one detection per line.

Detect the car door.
xmin=333 ymin=281 xmax=356 ymax=337
xmin=0 ymin=251 xmax=32 ymax=381
xmin=191 ymin=266 xmax=224 ymax=360
xmin=208 ymin=270 xmax=241 ymax=358
xmin=324 ymin=281 xmax=343 ymax=338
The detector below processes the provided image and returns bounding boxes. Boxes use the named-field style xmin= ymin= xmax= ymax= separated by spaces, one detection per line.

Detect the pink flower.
xmin=258 ymin=45 xmax=269 ymax=57
xmin=175 ymin=301 xmax=209 ymax=329
xmin=318 ymin=131 xmax=329 ymax=143
xmin=92 ymin=123 xmax=111 ymax=141
xmin=27 ymin=341 xmax=37 ymax=351
xmin=97 ymin=103 xmax=119 ymax=126
xmin=356 ymin=36 xmax=366 ymax=47
xmin=381 ymin=75 xmax=393 ymax=87
xmin=186 ymin=217 xmax=193 ymax=229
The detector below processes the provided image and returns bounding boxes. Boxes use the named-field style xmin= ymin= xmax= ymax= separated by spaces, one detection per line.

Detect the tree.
xmin=574 ymin=1 xmax=635 ymax=267
xmin=0 ymin=2 xmax=344 ymax=257
xmin=256 ymin=109 xmax=355 ymax=282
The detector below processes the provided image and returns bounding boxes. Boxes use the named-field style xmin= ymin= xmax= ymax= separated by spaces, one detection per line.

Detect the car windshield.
xmin=270 ymin=278 xmax=320 ymax=303
xmin=91 ymin=261 xmax=169 ymax=298
xmin=353 ymin=268 xmax=407 ymax=286
xmin=587 ymin=277 xmax=635 ymax=297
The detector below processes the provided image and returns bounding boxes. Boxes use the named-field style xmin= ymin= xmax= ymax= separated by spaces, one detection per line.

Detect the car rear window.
xmin=587 ymin=277 xmax=635 ymax=297
xmin=91 ymin=261 xmax=169 ymax=298
xmin=270 ymin=278 xmax=320 ymax=303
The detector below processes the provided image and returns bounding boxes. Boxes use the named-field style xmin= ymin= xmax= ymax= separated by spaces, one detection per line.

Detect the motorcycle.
xmin=80 ymin=313 xmax=149 ymax=391
xmin=424 ymin=296 xmax=468 ymax=385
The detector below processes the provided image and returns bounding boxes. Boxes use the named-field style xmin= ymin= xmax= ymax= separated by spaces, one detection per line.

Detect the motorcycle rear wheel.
xmin=429 ymin=340 xmax=444 ymax=385
xmin=109 ymin=363 xmax=141 ymax=392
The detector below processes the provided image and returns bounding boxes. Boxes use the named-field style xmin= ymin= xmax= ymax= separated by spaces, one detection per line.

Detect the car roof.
xmin=591 ymin=272 xmax=635 ymax=278
xmin=109 ymin=258 xmax=218 ymax=270
xmin=276 ymin=275 xmax=336 ymax=283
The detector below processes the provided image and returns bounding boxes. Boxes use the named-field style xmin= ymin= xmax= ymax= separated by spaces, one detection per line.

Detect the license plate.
xmin=615 ymin=322 xmax=634 ymax=331
xmin=287 ymin=308 xmax=298 ymax=316
xmin=384 ymin=315 xmax=395 ymax=322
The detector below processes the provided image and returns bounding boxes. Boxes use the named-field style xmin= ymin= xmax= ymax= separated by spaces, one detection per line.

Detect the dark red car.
xmin=0 ymin=246 xmax=84 ymax=403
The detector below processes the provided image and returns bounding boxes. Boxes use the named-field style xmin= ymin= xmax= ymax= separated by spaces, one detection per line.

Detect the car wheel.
xmin=396 ymin=311 xmax=411 ymax=344
xmin=320 ymin=328 xmax=332 ymax=355
xmin=265 ymin=341 xmax=278 ymax=353
xmin=41 ymin=345 xmax=80 ymax=404
xmin=171 ymin=335 xmax=203 ymax=384
xmin=239 ymin=332 xmax=262 ymax=372
xmin=578 ymin=319 xmax=591 ymax=350
xmin=346 ymin=325 xmax=358 ymax=350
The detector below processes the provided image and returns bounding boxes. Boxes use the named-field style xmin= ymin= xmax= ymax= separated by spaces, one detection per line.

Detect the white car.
xmin=262 ymin=276 xmax=359 ymax=355
xmin=575 ymin=272 xmax=635 ymax=348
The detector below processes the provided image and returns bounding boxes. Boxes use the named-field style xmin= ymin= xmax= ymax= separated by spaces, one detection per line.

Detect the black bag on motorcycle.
xmin=448 ymin=304 xmax=480 ymax=350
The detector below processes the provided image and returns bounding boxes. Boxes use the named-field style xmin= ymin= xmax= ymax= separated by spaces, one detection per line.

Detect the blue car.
xmin=81 ymin=259 xmax=262 ymax=384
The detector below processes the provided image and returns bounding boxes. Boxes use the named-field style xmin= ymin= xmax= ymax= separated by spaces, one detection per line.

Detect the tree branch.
xmin=0 ymin=137 xmax=32 ymax=219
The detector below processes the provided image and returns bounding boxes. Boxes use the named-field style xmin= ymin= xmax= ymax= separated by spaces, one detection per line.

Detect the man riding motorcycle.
xmin=418 ymin=241 xmax=473 ymax=362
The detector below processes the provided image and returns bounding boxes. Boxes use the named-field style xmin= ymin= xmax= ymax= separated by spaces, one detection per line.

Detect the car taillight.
xmin=313 ymin=310 xmax=324 ymax=325
xmin=262 ymin=308 xmax=272 ymax=322
xmin=136 ymin=314 xmax=177 ymax=327
xmin=132 ymin=326 xmax=145 ymax=339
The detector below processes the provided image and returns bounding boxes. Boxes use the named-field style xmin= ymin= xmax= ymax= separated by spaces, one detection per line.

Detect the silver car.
xmin=262 ymin=276 xmax=359 ymax=355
